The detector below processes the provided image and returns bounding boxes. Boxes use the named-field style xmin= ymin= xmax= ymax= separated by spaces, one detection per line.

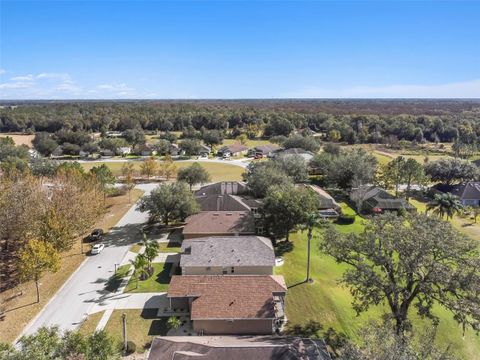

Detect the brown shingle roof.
xmin=168 ymin=275 xmax=287 ymax=320
xmin=183 ymin=211 xmax=255 ymax=236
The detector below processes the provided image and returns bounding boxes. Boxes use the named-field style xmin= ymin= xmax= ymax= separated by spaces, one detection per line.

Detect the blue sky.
xmin=1 ymin=1 xmax=479 ymax=99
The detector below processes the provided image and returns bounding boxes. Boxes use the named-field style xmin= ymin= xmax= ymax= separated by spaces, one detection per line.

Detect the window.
xmin=231 ymin=267 xmax=235 ymax=274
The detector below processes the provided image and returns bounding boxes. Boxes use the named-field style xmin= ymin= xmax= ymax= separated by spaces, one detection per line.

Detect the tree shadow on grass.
xmin=275 ymin=240 xmax=294 ymax=257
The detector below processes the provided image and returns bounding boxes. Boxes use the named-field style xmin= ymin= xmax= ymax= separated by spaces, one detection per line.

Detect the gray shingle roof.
xmin=148 ymin=336 xmax=332 ymax=360
xmin=181 ymin=236 xmax=275 ymax=268
xmin=434 ymin=182 xmax=480 ymax=200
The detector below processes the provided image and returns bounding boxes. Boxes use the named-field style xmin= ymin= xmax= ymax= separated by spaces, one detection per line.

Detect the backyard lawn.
xmin=275 ymin=202 xmax=480 ymax=359
xmin=125 ymin=263 xmax=173 ymax=293
xmin=81 ymin=160 xmax=245 ymax=182
xmin=104 ymin=309 xmax=169 ymax=353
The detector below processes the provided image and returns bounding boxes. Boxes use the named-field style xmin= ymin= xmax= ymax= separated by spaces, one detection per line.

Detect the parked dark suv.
xmin=88 ymin=228 xmax=104 ymax=242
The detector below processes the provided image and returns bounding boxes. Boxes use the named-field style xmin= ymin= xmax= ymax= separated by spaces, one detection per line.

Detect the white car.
xmin=91 ymin=243 xmax=105 ymax=255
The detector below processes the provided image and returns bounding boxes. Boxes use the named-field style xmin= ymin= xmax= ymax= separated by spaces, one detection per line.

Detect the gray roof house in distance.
xmin=194 ymin=182 xmax=263 ymax=212
xmin=350 ymin=185 xmax=415 ymax=214
xmin=274 ymin=148 xmax=314 ymax=161
xmin=248 ymin=144 xmax=280 ymax=158
xmin=217 ymin=144 xmax=249 ymax=157
xmin=148 ymin=336 xmax=332 ymax=360
xmin=302 ymin=184 xmax=341 ymax=218
xmin=432 ymin=182 xmax=480 ymax=207
xmin=180 ymin=236 xmax=275 ymax=275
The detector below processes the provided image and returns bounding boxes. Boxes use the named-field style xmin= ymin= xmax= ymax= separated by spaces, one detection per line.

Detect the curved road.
xmin=19 ymin=183 xmax=158 ymax=340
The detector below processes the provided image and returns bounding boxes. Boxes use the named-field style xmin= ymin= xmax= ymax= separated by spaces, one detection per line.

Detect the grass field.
xmin=275 ymin=202 xmax=480 ymax=359
xmin=0 ymin=133 xmax=35 ymax=147
xmin=222 ymin=138 xmax=274 ymax=148
xmin=80 ymin=160 xmax=245 ymax=182
xmin=125 ymin=263 xmax=173 ymax=293
xmin=104 ymin=309 xmax=169 ymax=353
xmin=0 ymin=190 xmax=144 ymax=344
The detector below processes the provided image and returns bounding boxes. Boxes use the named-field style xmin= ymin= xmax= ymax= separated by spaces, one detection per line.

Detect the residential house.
xmin=217 ymin=144 xmax=248 ymax=158
xmin=350 ymin=186 xmax=415 ymax=214
xmin=180 ymin=236 xmax=275 ymax=275
xmin=50 ymin=146 xmax=64 ymax=158
xmin=194 ymin=182 xmax=262 ymax=215
xmin=182 ymin=211 xmax=256 ymax=239
xmin=105 ymin=131 xmax=123 ymax=138
xmin=302 ymin=184 xmax=341 ymax=218
xmin=274 ymin=148 xmax=314 ymax=162
xmin=432 ymin=182 xmax=480 ymax=207
xmin=135 ymin=144 xmax=154 ymax=156
xmin=148 ymin=336 xmax=332 ymax=360
xmin=167 ymin=275 xmax=287 ymax=335
xmin=100 ymin=149 xmax=114 ymax=158
xmin=169 ymin=143 xmax=182 ymax=156
xmin=117 ymin=146 xmax=132 ymax=156
xmin=248 ymin=144 xmax=280 ymax=158
xmin=199 ymin=144 xmax=211 ymax=156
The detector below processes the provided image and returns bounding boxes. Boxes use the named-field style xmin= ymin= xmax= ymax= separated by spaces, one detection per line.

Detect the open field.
xmin=222 ymin=138 xmax=274 ymax=148
xmin=104 ymin=309 xmax=169 ymax=353
xmin=275 ymin=202 xmax=480 ymax=359
xmin=0 ymin=133 xmax=34 ymax=147
xmin=80 ymin=160 xmax=245 ymax=182
xmin=0 ymin=189 xmax=144 ymax=344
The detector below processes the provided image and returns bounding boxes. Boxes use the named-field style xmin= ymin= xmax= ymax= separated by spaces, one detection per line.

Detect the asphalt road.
xmin=19 ymin=183 xmax=158 ymax=339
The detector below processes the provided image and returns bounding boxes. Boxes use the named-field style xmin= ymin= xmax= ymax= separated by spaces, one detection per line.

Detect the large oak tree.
xmin=322 ymin=213 xmax=480 ymax=335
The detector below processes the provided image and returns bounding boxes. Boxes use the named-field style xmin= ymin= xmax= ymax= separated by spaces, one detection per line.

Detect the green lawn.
xmin=104 ymin=309 xmax=169 ymax=353
xmin=81 ymin=160 xmax=245 ymax=182
xmin=222 ymin=138 xmax=274 ymax=148
xmin=130 ymin=243 xmax=143 ymax=253
xmin=125 ymin=262 xmax=173 ymax=292
xmin=159 ymin=243 xmax=181 ymax=253
xmin=276 ymin=203 xmax=480 ymax=359
xmin=104 ymin=264 xmax=131 ymax=292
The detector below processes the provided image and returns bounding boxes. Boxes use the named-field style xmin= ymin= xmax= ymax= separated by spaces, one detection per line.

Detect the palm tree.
xmin=130 ymin=253 xmax=149 ymax=289
xmin=301 ymin=213 xmax=321 ymax=283
xmin=426 ymin=193 xmax=463 ymax=220
xmin=167 ymin=316 xmax=182 ymax=330
xmin=141 ymin=233 xmax=160 ymax=270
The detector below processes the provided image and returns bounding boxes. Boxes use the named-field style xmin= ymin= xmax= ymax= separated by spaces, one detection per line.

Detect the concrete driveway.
xmin=19 ymin=183 xmax=158 ymax=339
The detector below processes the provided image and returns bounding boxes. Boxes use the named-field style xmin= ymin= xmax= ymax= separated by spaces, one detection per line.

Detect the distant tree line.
xmin=1 ymin=100 xmax=480 ymax=145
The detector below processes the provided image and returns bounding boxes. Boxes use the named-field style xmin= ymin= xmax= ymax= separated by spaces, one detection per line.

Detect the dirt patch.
xmin=0 ymin=133 xmax=35 ymax=147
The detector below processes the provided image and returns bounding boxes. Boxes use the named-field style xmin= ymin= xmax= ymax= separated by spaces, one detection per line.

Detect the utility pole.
xmin=122 ymin=312 xmax=127 ymax=351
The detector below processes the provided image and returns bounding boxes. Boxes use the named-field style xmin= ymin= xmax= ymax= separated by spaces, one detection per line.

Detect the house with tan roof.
xmin=180 ymin=236 xmax=275 ymax=275
xmin=167 ymin=275 xmax=287 ymax=335
xmin=301 ymin=184 xmax=341 ymax=218
xmin=182 ymin=211 xmax=256 ymax=239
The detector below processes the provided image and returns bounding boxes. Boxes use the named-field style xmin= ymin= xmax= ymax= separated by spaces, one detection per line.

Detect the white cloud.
xmin=283 ymin=79 xmax=480 ymax=98
xmin=0 ymin=69 xmax=7 ymax=75
xmin=0 ymin=82 xmax=34 ymax=89
xmin=96 ymin=83 xmax=135 ymax=92
xmin=10 ymin=74 xmax=35 ymax=81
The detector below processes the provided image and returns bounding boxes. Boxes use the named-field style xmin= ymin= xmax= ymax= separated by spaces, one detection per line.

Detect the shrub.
xmin=336 ymin=214 xmax=355 ymax=225
xmin=126 ymin=340 xmax=136 ymax=354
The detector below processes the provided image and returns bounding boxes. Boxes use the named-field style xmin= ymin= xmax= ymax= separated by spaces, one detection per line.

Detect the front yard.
xmin=275 ymin=202 xmax=480 ymax=359
xmin=125 ymin=262 xmax=175 ymax=293
xmin=104 ymin=309 xmax=169 ymax=353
